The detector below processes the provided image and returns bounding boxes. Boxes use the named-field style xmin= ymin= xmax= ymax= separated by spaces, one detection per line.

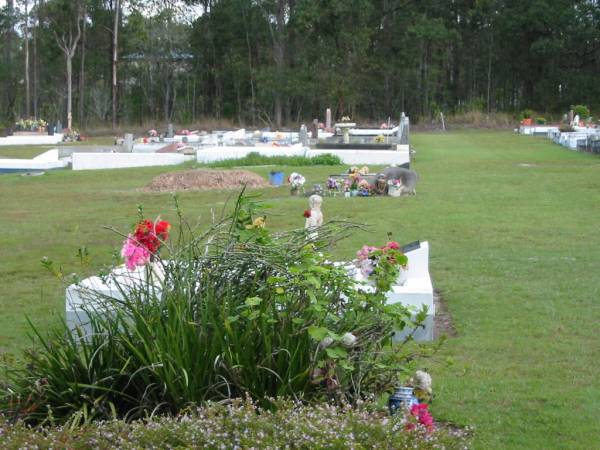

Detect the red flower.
xmin=133 ymin=219 xmax=171 ymax=254
xmin=303 ymin=209 xmax=311 ymax=218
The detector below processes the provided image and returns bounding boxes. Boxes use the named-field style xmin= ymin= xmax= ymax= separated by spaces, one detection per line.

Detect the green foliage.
xmin=571 ymin=105 xmax=590 ymax=120
xmin=535 ymin=117 xmax=546 ymax=125
xmin=519 ymin=109 xmax=536 ymax=120
xmin=205 ymin=152 xmax=342 ymax=168
xmin=0 ymin=399 xmax=471 ymax=449
xmin=0 ymin=192 xmax=428 ymax=423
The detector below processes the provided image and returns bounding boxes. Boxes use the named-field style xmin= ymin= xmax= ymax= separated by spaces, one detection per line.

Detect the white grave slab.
xmin=66 ymin=242 xmax=434 ymax=341
xmin=72 ymin=152 xmax=187 ymax=170
xmin=0 ymin=133 xmax=63 ymax=146
xmin=0 ymin=149 xmax=68 ymax=172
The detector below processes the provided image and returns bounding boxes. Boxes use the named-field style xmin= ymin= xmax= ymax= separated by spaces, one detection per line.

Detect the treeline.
xmin=0 ymin=0 xmax=599 ymax=129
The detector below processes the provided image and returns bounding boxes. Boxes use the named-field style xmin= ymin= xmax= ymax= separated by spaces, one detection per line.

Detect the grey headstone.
xmin=123 ymin=133 xmax=134 ymax=152
xmin=326 ymin=108 xmax=332 ymax=129
xmin=299 ymin=124 xmax=308 ymax=146
xmin=56 ymin=121 xmax=63 ymax=134
xmin=167 ymin=123 xmax=174 ymax=138
xmin=312 ymin=119 xmax=319 ymax=140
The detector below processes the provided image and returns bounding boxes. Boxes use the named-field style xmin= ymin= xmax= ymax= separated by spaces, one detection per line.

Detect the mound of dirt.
xmin=144 ymin=169 xmax=269 ymax=192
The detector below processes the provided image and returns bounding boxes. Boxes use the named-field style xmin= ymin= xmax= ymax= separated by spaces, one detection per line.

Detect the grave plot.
xmin=0 ymin=148 xmax=68 ymax=173
xmin=66 ymin=242 xmax=434 ymax=342
xmin=142 ymin=169 xmax=269 ymax=192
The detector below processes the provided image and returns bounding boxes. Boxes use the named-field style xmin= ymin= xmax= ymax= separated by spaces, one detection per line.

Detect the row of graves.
xmin=518 ymin=110 xmax=600 ymax=153
xmin=0 ymin=111 xmax=412 ymax=173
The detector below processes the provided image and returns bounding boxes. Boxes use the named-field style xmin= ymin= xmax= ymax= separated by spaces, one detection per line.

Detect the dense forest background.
xmin=0 ymin=0 xmax=599 ymax=129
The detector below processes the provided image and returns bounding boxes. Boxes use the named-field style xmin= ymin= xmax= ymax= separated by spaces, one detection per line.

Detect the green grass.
xmin=1 ymin=130 xmax=599 ymax=448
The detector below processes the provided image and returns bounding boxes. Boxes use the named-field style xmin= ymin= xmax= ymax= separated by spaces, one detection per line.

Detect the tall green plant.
xmin=1 ymin=191 xmax=429 ymax=423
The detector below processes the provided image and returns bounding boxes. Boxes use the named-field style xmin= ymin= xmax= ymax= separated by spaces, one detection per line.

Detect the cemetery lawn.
xmin=1 ymin=130 xmax=599 ymax=449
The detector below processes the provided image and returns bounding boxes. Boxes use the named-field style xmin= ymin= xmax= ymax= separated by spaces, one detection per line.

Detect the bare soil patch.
xmin=433 ymin=289 xmax=457 ymax=338
xmin=143 ymin=169 xmax=269 ymax=192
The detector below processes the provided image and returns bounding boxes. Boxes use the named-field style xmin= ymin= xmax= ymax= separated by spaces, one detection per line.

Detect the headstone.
xmin=299 ymin=124 xmax=308 ymax=146
xmin=400 ymin=115 xmax=410 ymax=145
xmin=47 ymin=123 xmax=54 ymax=136
xmin=326 ymin=108 xmax=332 ymax=130
xmin=56 ymin=121 xmax=63 ymax=134
xmin=123 ymin=133 xmax=134 ymax=152
xmin=568 ymin=110 xmax=574 ymax=126
xmin=167 ymin=123 xmax=174 ymax=138
xmin=312 ymin=119 xmax=319 ymax=140
xmin=573 ymin=114 xmax=580 ymax=127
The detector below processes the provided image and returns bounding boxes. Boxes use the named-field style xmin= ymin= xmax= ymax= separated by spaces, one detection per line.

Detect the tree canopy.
xmin=1 ymin=0 xmax=599 ymax=127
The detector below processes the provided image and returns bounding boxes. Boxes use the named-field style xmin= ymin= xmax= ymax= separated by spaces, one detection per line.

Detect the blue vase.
xmin=388 ymin=386 xmax=419 ymax=416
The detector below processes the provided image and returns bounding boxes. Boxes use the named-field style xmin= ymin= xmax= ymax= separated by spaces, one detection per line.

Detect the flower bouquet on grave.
xmin=121 ymin=219 xmax=171 ymax=277
xmin=358 ymin=179 xmax=370 ymax=197
xmin=288 ymin=172 xmax=306 ymax=196
xmin=355 ymin=241 xmax=408 ymax=290
xmin=327 ymin=177 xmax=340 ymax=196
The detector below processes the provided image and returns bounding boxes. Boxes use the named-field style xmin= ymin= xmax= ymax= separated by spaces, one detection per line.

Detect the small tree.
xmin=44 ymin=0 xmax=83 ymax=130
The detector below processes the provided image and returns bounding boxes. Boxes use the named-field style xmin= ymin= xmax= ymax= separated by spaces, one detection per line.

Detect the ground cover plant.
xmin=0 ymin=398 xmax=469 ymax=449
xmin=1 ymin=130 xmax=599 ymax=448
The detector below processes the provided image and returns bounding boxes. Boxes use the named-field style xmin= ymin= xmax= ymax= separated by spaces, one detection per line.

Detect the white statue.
xmin=573 ymin=114 xmax=580 ymax=127
xmin=305 ymin=194 xmax=323 ymax=229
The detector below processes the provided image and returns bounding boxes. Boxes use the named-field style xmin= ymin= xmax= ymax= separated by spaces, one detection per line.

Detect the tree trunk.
xmin=79 ymin=4 xmax=87 ymax=127
xmin=67 ymin=55 xmax=72 ymax=129
xmin=32 ymin=0 xmax=39 ymax=118
xmin=24 ymin=0 xmax=30 ymax=117
xmin=112 ymin=0 xmax=120 ymax=129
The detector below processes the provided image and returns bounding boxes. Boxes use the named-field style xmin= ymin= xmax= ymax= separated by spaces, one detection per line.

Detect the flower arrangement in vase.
xmin=288 ymin=172 xmax=306 ymax=196
xmin=354 ymin=241 xmax=408 ymax=290
xmin=388 ymin=179 xmax=403 ymax=197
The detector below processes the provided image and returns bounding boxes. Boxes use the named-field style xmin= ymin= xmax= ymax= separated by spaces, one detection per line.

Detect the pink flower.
xmin=410 ymin=403 xmax=435 ymax=432
xmin=356 ymin=245 xmax=377 ymax=260
xmin=385 ymin=241 xmax=400 ymax=250
xmin=121 ymin=235 xmax=151 ymax=270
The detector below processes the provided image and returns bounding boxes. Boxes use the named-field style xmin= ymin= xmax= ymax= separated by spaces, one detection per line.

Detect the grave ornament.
xmin=304 ymin=194 xmax=324 ymax=229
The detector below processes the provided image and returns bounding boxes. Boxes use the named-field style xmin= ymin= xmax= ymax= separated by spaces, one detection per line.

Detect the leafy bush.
xmin=571 ymin=105 xmax=590 ymax=120
xmin=519 ymin=109 xmax=536 ymax=120
xmin=0 ymin=399 xmax=471 ymax=449
xmin=1 ymin=192 xmax=429 ymax=423
xmin=204 ymin=152 xmax=342 ymax=168
xmin=535 ymin=117 xmax=546 ymax=125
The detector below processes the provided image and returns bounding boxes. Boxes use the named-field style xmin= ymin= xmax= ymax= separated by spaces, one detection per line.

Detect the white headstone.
xmin=326 ymin=108 xmax=332 ymax=129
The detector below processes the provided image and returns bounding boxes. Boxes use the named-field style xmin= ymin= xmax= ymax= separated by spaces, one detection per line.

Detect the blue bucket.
xmin=269 ymin=171 xmax=284 ymax=186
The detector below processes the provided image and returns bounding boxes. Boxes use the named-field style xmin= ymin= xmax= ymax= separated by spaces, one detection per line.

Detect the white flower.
xmin=341 ymin=332 xmax=357 ymax=348
xmin=319 ymin=336 xmax=334 ymax=349
xmin=414 ymin=370 xmax=432 ymax=394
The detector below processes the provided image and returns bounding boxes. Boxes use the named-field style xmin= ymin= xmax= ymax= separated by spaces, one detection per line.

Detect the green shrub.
xmin=535 ymin=117 xmax=546 ymax=125
xmin=204 ymin=152 xmax=342 ymax=168
xmin=571 ymin=105 xmax=590 ymax=120
xmin=0 ymin=399 xmax=471 ymax=449
xmin=1 ymin=192 xmax=429 ymax=423
xmin=519 ymin=109 xmax=536 ymax=120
